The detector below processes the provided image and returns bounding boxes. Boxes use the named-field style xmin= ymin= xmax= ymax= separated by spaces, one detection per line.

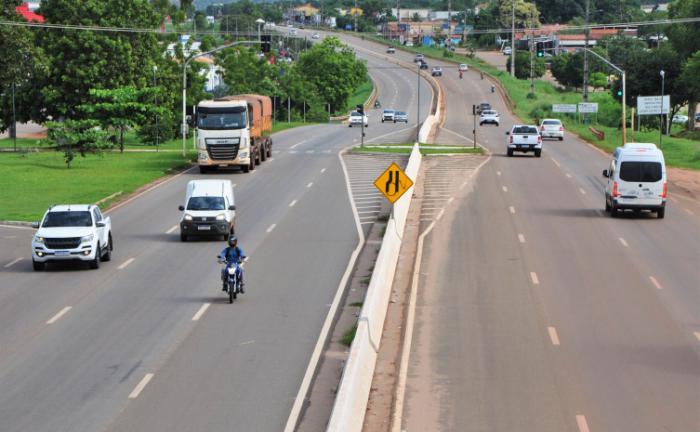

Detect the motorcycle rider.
xmin=459 ymin=70 xmax=463 ymax=79
xmin=218 ymin=236 xmax=246 ymax=293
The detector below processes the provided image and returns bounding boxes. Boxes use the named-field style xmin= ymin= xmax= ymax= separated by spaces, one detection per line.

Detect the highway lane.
xmin=381 ymin=42 xmax=700 ymax=431
xmin=0 ymin=43 xmax=432 ymax=432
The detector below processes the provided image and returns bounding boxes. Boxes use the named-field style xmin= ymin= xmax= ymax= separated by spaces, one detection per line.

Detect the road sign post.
xmin=374 ymin=162 xmax=414 ymax=204
xmin=472 ymin=104 xmax=477 ymax=149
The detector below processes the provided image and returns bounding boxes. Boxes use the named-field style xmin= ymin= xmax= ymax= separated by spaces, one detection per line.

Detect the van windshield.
xmin=187 ymin=197 xmax=226 ymax=211
xmin=619 ymin=161 xmax=662 ymax=182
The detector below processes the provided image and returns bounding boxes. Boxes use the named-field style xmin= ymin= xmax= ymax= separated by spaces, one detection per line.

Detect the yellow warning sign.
xmin=373 ymin=162 xmax=414 ymax=204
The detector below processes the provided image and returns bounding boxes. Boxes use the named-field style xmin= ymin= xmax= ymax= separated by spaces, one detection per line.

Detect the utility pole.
xmin=511 ymin=0 xmax=516 ymax=78
xmin=354 ymin=0 xmax=358 ymax=32
xmin=448 ymin=0 xmax=451 ymax=44
xmin=529 ymin=1 xmax=535 ymax=96
xmin=660 ymin=69 xmax=665 ymax=148
xmin=583 ymin=0 xmax=590 ymax=102
xmin=416 ymin=65 xmax=421 ymax=142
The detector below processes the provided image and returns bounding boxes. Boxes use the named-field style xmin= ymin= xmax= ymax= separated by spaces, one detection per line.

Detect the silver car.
xmin=479 ymin=110 xmax=500 ymax=126
xmin=393 ymin=111 xmax=408 ymax=123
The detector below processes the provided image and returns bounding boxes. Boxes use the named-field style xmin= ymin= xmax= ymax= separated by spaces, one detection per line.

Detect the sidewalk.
xmin=0 ymin=122 xmax=47 ymax=139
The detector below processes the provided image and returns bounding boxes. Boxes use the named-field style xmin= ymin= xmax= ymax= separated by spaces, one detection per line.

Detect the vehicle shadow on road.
xmin=171 ymin=295 xmax=234 ymax=304
xmin=538 ymin=208 xmax=605 ymax=218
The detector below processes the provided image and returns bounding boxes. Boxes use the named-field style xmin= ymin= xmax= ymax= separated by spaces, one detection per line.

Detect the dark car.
xmin=419 ymin=60 xmax=429 ymax=70
xmin=476 ymin=102 xmax=492 ymax=114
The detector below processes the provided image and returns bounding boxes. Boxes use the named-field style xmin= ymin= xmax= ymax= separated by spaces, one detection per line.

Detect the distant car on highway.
xmin=419 ymin=60 xmax=429 ymax=70
xmin=476 ymin=102 xmax=491 ymax=114
xmin=602 ymin=143 xmax=667 ymax=218
xmin=387 ymin=47 xmax=396 ymax=54
xmin=479 ymin=110 xmax=500 ymax=126
xmin=539 ymin=118 xmax=565 ymax=140
xmin=414 ymin=54 xmax=424 ymax=63
xmin=502 ymin=46 xmax=512 ymax=55
xmin=458 ymin=63 xmax=468 ymax=72
xmin=431 ymin=66 xmax=442 ymax=76
xmin=393 ymin=111 xmax=409 ymax=123
xmin=31 ymin=204 xmax=113 ymax=270
xmin=672 ymin=114 xmax=688 ymax=124
xmin=506 ymin=124 xmax=542 ymax=157
xmin=349 ymin=111 xmax=368 ymax=127
xmin=381 ymin=109 xmax=395 ymax=123
xmin=311 ymin=32 xmax=320 ymax=39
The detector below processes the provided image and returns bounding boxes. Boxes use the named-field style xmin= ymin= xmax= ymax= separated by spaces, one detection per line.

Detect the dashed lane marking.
xmin=548 ymin=327 xmax=560 ymax=345
xmin=649 ymin=276 xmax=662 ymax=290
xmin=118 ymin=257 xmax=135 ymax=270
xmin=290 ymin=140 xmax=306 ymax=149
xmin=306 ymin=182 xmax=313 ymax=188
xmin=619 ymin=237 xmax=628 ymax=248
xmin=566 ymin=173 xmax=572 ymax=178
xmin=579 ymin=188 xmax=586 ymax=195
xmin=502 ymin=186 xmax=508 ymax=192
xmin=289 ymin=200 xmax=297 ymax=207
xmin=129 ymin=373 xmax=154 ymax=399
xmin=46 ymin=306 xmax=72 ymax=324
xmin=530 ymin=272 xmax=539 ymax=285
xmin=694 ymin=331 xmax=700 ymax=342
xmin=496 ymin=171 xmax=501 ymax=176
xmin=518 ymin=234 xmax=525 ymax=243
xmin=551 ymin=157 xmax=561 ymax=168
xmin=576 ymin=415 xmax=591 ymax=432
xmin=266 ymin=224 xmax=276 ymax=233
xmin=509 ymin=206 xmax=516 ymax=214
xmin=166 ymin=225 xmax=178 ymax=234
xmin=192 ymin=303 xmax=210 ymax=321
xmin=320 ymin=168 xmax=326 ymax=174
xmin=4 ymin=257 xmax=22 ymax=268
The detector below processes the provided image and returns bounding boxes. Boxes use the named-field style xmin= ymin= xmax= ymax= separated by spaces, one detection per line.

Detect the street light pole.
xmin=660 ymin=69 xmax=665 ymax=148
xmin=153 ymin=65 xmax=159 ymax=152
xmin=583 ymin=0 xmax=590 ymax=102
xmin=582 ymin=47 xmax=627 ymax=144
xmin=182 ymin=41 xmax=258 ymax=158
xmin=416 ymin=65 xmax=421 ymax=142
xmin=511 ymin=0 xmax=516 ymax=78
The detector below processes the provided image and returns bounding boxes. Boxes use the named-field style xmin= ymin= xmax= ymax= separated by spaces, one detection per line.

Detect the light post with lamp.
xmin=659 ymin=69 xmax=665 ymax=148
xmin=256 ymin=18 xmax=265 ymax=45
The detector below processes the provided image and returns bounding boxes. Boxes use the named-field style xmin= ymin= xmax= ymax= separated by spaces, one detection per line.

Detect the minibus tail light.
xmin=613 ymin=181 xmax=620 ymax=197
xmin=662 ymin=182 xmax=667 ymax=198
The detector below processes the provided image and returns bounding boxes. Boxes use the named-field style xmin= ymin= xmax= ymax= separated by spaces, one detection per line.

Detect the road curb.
xmin=0 ymin=220 xmax=33 ymax=227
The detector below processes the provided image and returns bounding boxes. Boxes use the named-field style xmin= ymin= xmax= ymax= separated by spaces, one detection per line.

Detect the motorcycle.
xmin=459 ymin=71 xmax=463 ymax=79
xmin=491 ymin=85 xmax=496 ymax=93
xmin=374 ymin=100 xmax=381 ymax=108
xmin=218 ymin=258 xmax=246 ymax=303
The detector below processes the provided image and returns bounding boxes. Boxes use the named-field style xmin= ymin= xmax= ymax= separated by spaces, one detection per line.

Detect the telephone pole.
xmin=511 ymin=0 xmax=516 ymax=78
xmin=583 ymin=0 xmax=590 ymax=101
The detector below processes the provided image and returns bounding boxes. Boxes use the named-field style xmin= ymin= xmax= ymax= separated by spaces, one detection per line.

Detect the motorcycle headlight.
xmin=81 ymin=234 xmax=94 ymax=243
xmin=184 ymin=214 xmax=193 ymax=221
xmin=216 ymin=214 xmax=225 ymax=221
xmin=227 ymin=267 xmax=236 ymax=275
xmin=34 ymin=235 xmax=44 ymax=244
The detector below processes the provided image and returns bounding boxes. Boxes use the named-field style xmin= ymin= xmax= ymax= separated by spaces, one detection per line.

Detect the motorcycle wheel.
xmin=229 ymin=285 xmax=234 ymax=303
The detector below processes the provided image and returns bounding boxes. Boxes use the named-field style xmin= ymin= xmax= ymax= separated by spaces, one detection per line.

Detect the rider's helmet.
xmin=228 ymin=236 xmax=237 ymax=246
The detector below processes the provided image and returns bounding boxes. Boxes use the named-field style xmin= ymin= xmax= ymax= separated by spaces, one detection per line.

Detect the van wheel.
xmin=507 ymin=149 xmax=513 ymax=157
xmin=33 ymin=260 xmax=45 ymax=271
xmin=610 ymin=206 xmax=618 ymax=218
xmin=657 ymin=207 xmax=665 ymax=219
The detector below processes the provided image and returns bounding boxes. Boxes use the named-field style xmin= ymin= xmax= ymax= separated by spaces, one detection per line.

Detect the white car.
xmin=539 ymin=118 xmax=564 ymax=140
xmin=672 ymin=114 xmax=688 ymax=124
xmin=381 ymin=109 xmax=395 ymax=122
xmin=31 ymin=204 xmax=113 ymax=270
xmin=479 ymin=110 xmax=500 ymax=126
xmin=503 ymin=46 xmax=512 ymax=55
xmin=311 ymin=33 xmax=320 ymax=39
xmin=349 ymin=111 xmax=368 ymax=127
xmin=458 ymin=63 xmax=468 ymax=72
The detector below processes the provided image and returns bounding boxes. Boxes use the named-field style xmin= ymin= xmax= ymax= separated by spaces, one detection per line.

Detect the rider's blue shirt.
xmin=219 ymin=246 xmax=245 ymax=265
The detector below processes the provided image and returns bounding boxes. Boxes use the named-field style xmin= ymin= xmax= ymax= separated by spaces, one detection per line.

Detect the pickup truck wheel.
xmin=535 ymin=150 xmax=542 ymax=157
xmin=507 ymin=149 xmax=513 ymax=157
xmin=32 ymin=260 xmax=45 ymax=271
xmin=102 ymin=234 xmax=113 ymax=262
xmin=90 ymin=244 xmax=101 ymax=269
xmin=657 ymin=207 xmax=665 ymax=219
xmin=180 ymin=233 xmax=187 ymax=242
xmin=559 ymin=137 xmax=564 ymax=141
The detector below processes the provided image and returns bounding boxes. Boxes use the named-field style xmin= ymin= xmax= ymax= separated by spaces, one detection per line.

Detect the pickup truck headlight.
xmin=34 ymin=235 xmax=44 ymax=244
xmin=184 ymin=214 xmax=193 ymax=221
xmin=81 ymin=234 xmax=94 ymax=243
xmin=216 ymin=214 xmax=226 ymax=221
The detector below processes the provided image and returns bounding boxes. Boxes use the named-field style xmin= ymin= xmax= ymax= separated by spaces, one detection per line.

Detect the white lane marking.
xmin=509 ymin=206 xmax=516 ymax=214
xmin=118 ymin=257 xmax=135 ymax=270
xmin=239 ymin=340 xmax=255 ymax=346
xmin=306 ymin=150 xmax=315 ymax=154
xmin=266 ymin=224 xmax=276 ymax=233
xmin=306 ymin=182 xmax=313 ymax=188
xmin=192 ymin=303 xmax=210 ymax=321
xmin=685 ymin=208 xmax=695 ymax=215
xmin=289 ymin=199 xmax=297 ymax=207
xmin=551 ymin=157 xmax=561 ymax=168
xmin=436 ymin=209 xmax=446 ymax=221
xmin=166 ymin=224 xmax=178 ymax=234
xmin=518 ymin=234 xmax=526 ymax=243
xmin=129 ymin=373 xmax=154 ymax=399
xmin=618 ymin=237 xmax=628 ymax=248
xmin=502 ymin=186 xmax=508 ymax=192
xmin=548 ymin=327 xmax=561 ymax=345
xmin=447 ymin=197 xmax=454 ymax=204
xmin=576 ymin=415 xmax=591 ymax=432
xmin=289 ymin=150 xmax=298 ymax=154
xmin=320 ymin=168 xmax=326 ymax=174
xmin=579 ymin=188 xmax=586 ymax=195
xmin=290 ymin=140 xmax=307 ymax=149
xmin=496 ymin=171 xmax=501 ymax=176
xmin=566 ymin=173 xmax=572 ymax=178
xmin=649 ymin=276 xmax=662 ymax=290
xmin=46 ymin=306 xmax=72 ymax=324
xmin=4 ymin=257 xmax=22 ymax=268
xmin=694 ymin=331 xmax=700 ymax=342
xmin=530 ymin=272 xmax=540 ymax=285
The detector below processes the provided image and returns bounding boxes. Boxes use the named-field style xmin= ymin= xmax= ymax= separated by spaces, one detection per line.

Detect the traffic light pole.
xmin=581 ymin=48 xmax=626 ymax=144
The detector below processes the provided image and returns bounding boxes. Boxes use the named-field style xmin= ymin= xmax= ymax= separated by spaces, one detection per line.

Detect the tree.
xmin=667 ymin=0 xmax=700 ymax=58
xmin=506 ymin=51 xmax=545 ymax=80
xmin=498 ymin=0 xmax=540 ymax=29
xmin=217 ymin=48 xmax=279 ymax=96
xmin=536 ymin=0 xmax=583 ymax=24
xmin=589 ymin=72 xmax=608 ymax=91
xmin=680 ymin=51 xmax=700 ymax=129
xmin=45 ymin=119 xmax=112 ymax=167
xmin=36 ymin=0 xmax=162 ymax=120
xmin=411 ymin=12 xmax=422 ymax=22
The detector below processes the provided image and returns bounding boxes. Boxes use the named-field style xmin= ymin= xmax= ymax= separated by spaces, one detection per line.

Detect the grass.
xmin=0 ymin=151 xmax=194 ymax=221
xmin=340 ymin=324 xmax=358 ymax=347
xmin=341 ymin=79 xmax=374 ymax=116
xmin=349 ymin=301 xmax=364 ymax=307
xmin=0 ymin=137 xmax=45 ymax=149
xmin=368 ymin=36 xmax=700 ymax=170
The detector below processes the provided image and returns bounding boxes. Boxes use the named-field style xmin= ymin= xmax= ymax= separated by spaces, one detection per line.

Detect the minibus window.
xmin=619 ymin=162 xmax=662 ymax=182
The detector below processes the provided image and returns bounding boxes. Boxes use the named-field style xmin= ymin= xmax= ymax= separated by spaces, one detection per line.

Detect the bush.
xmin=137 ymin=114 xmax=176 ymax=146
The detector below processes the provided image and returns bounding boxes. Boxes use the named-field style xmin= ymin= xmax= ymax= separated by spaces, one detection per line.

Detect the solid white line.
xmin=548 ymin=327 xmax=561 ymax=345
xmin=4 ymin=257 xmax=22 ymax=268
xmin=509 ymin=206 xmax=516 ymax=214
xmin=166 ymin=224 xmax=178 ymax=234
xmin=284 ymin=146 xmax=367 ymax=432
xmin=320 ymin=168 xmax=326 ymax=174
xmin=306 ymin=182 xmax=313 ymax=188
xmin=436 ymin=208 xmax=446 ymax=221
xmin=0 ymin=224 xmax=34 ymax=231
xmin=266 ymin=224 xmax=276 ymax=233
xmin=502 ymin=186 xmax=508 ymax=192
xmin=530 ymin=272 xmax=540 ymax=285
xmin=421 ymin=207 xmax=444 ymax=211
xmin=46 ymin=306 xmax=72 ymax=324
xmin=129 ymin=373 xmax=154 ymax=399
xmin=619 ymin=237 xmax=629 ymax=247
xmin=576 ymin=415 xmax=591 ymax=432
xmin=118 ymin=257 xmax=135 ymax=270
xmin=289 ymin=199 xmax=297 ymax=207
xmin=192 ymin=303 xmax=210 ymax=321
xmin=518 ymin=234 xmax=526 ymax=243
xmin=649 ymin=276 xmax=662 ymax=290
xmin=579 ymin=188 xmax=586 ymax=195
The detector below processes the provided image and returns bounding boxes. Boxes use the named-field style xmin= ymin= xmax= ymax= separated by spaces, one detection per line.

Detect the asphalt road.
xmin=0 ymin=40 xmax=431 ymax=432
xmin=391 ymin=45 xmax=700 ymax=431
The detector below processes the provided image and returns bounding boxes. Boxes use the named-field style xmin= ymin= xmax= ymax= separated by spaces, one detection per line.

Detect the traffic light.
xmin=356 ymin=104 xmax=364 ymax=115
xmin=261 ymin=35 xmax=271 ymax=53
xmin=537 ymin=50 xmax=544 ymax=57
xmin=617 ymin=89 xmax=623 ymax=97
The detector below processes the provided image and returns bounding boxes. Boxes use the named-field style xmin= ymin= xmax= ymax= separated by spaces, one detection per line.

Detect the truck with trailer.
xmin=195 ymin=94 xmax=273 ymax=173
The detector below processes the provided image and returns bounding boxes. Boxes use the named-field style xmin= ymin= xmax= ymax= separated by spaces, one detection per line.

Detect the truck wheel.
xmin=242 ymin=164 xmax=250 ymax=173
xmin=180 ymin=233 xmax=187 ymax=242
xmin=102 ymin=234 xmax=113 ymax=262
xmin=507 ymin=149 xmax=513 ymax=157
xmin=657 ymin=207 xmax=665 ymax=219
xmin=90 ymin=244 xmax=101 ymax=269
xmin=32 ymin=260 xmax=45 ymax=271
xmin=266 ymin=142 xmax=272 ymax=158
xmin=535 ymin=150 xmax=542 ymax=157
xmin=199 ymin=166 xmax=209 ymax=174
xmin=261 ymin=146 xmax=266 ymax=162
xmin=249 ymin=158 xmax=255 ymax=171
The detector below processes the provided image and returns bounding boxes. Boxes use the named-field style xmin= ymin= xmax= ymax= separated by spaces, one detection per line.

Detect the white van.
xmin=602 ymin=143 xmax=667 ymax=218
xmin=178 ymin=180 xmax=236 ymax=241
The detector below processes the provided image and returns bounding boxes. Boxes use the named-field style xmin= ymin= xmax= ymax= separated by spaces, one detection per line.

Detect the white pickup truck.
xmin=506 ymin=124 xmax=542 ymax=157
xmin=31 ymin=204 xmax=113 ymax=270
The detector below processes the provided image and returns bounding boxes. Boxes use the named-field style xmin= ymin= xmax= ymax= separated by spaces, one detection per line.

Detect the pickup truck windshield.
xmin=187 ymin=197 xmax=226 ymax=211
xmin=513 ymin=126 xmax=538 ymax=134
xmin=197 ymin=107 xmax=246 ymax=130
xmin=619 ymin=161 xmax=662 ymax=182
xmin=43 ymin=211 xmax=92 ymax=227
